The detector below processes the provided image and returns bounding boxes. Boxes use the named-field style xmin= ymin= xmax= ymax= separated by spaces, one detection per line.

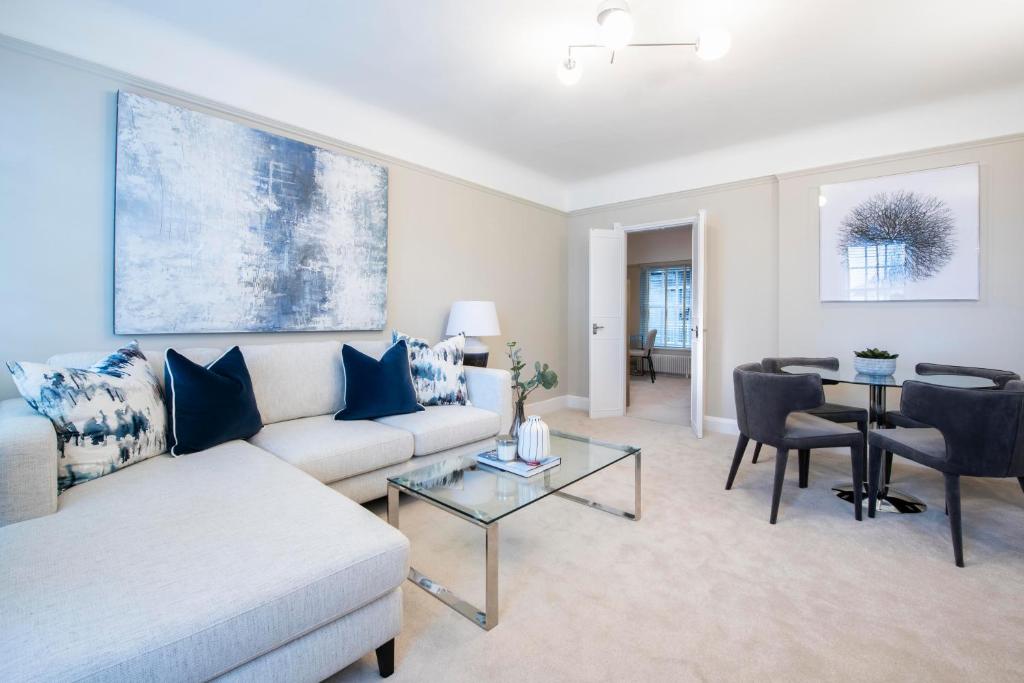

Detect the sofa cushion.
xmin=248 ymin=414 xmax=414 ymax=483
xmin=335 ymin=341 xmax=424 ymax=421
xmin=165 ymin=347 xmax=263 ymax=455
xmin=376 ymin=405 xmax=501 ymax=455
xmin=10 ymin=341 xmax=167 ymax=492
xmin=237 ymin=341 xmax=344 ymax=425
xmin=393 ymin=330 xmax=469 ymax=406
xmin=47 ymin=342 xmax=391 ymax=415
xmin=0 ymin=440 xmax=408 ymax=682
xmin=48 ymin=347 xmax=224 ymax=391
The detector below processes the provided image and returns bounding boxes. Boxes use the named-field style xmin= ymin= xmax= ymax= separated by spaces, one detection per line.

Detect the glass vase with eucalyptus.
xmin=506 ymin=341 xmax=559 ymax=438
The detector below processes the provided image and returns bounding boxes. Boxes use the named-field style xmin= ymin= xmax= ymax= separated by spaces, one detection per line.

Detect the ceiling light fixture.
xmin=558 ymin=1 xmax=731 ymax=85
xmin=696 ymin=28 xmax=732 ymax=61
xmin=596 ymin=0 xmax=634 ymax=51
xmin=557 ymin=56 xmax=583 ymax=86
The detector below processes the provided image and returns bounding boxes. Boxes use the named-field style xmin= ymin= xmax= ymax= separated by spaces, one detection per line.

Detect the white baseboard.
xmin=703 ymin=415 xmax=739 ymax=435
xmin=525 ymin=395 xmax=566 ymax=415
xmin=525 ymin=394 xmax=589 ymax=415
xmin=531 ymin=394 xmax=731 ymax=429
xmin=566 ymin=395 xmax=590 ymax=411
xmin=520 ymin=397 xmax=832 ymax=452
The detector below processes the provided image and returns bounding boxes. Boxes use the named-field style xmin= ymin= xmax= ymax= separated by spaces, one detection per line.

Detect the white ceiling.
xmin=99 ymin=0 xmax=1024 ymax=179
xmin=3 ymin=0 xmax=1024 ymax=209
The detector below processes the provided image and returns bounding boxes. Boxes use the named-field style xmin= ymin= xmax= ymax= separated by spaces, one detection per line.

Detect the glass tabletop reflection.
xmin=782 ymin=365 xmax=996 ymax=389
xmin=387 ymin=431 xmax=639 ymax=525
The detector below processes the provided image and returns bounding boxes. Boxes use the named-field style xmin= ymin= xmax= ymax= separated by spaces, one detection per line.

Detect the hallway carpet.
xmin=331 ymin=410 xmax=1024 ymax=682
xmin=627 ymin=374 xmax=691 ymax=425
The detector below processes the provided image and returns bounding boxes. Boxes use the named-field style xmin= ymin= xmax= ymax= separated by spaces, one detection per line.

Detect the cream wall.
xmin=0 ymin=44 xmax=568 ymax=402
xmin=569 ymin=135 xmax=1024 ymax=424
xmin=626 ymin=226 xmax=692 ymax=265
xmin=777 ymin=136 xmax=1024 ymax=410
xmin=568 ymin=179 xmax=780 ymax=420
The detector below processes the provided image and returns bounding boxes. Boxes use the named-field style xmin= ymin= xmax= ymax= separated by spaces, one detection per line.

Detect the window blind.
xmin=639 ymin=264 xmax=692 ymax=348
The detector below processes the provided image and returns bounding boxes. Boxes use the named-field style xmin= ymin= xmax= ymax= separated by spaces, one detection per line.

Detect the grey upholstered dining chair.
xmin=750 ymin=358 xmax=869 ymax=483
xmin=868 ymin=380 xmax=1024 ymax=567
xmin=884 ymin=363 xmax=1020 ymax=428
xmin=726 ymin=362 xmax=866 ymax=523
xmin=879 ymin=363 xmax=1019 ymax=494
xmin=628 ymin=329 xmax=658 ymax=383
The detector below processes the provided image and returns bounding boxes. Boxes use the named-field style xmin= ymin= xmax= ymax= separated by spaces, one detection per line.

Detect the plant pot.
xmin=853 ymin=357 xmax=896 ymax=376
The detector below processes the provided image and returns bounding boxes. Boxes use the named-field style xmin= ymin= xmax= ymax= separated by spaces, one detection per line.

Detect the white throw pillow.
xmin=6 ymin=341 xmax=167 ymax=492
xmin=391 ymin=331 xmax=469 ymax=406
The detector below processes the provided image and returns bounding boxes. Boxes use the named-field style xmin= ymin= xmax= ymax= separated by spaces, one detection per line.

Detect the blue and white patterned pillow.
xmin=6 ymin=341 xmax=167 ymax=492
xmin=392 ymin=331 xmax=469 ymax=406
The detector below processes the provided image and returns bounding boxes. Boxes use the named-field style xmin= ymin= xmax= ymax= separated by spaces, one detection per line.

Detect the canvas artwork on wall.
xmin=114 ymin=91 xmax=388 ymax=333
xmin=819 ymin=163 xmax=979 ymax=302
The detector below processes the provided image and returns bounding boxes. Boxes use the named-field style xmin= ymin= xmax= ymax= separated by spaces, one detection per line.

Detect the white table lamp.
xmin=446 ymin=301 xmax=501 ymax=367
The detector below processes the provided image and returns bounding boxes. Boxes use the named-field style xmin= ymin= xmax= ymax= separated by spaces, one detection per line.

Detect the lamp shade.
xmin=446 ymin=301 xmax=501 ymax=337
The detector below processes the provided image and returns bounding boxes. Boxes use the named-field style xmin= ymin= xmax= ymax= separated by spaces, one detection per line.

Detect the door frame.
xmin=619 ymin=216 xmax=700 ymax=426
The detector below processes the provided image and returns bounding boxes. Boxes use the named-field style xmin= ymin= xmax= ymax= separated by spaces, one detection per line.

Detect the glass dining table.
xmin=783 ymin=365 xmax=996 ymax=514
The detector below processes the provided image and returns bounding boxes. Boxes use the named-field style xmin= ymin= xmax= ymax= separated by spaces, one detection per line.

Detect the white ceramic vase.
xmin=517 ymin=415 xmax=551 ymax=463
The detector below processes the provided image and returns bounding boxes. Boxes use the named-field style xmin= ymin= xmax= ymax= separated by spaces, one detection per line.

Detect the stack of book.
xmin=476 ymin=449 xmax=561 ymax=477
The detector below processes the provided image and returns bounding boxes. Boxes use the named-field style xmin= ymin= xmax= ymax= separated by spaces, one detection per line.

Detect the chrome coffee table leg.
xmin=553 ymin=451 xmax=642 ymax=521
xmin=386 ymin=449 xmax=640 ymax=631
xmin=387 ymin=483 xmax=499 ymax=630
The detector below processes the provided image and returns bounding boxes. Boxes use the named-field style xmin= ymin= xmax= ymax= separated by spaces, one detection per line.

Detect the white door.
xmin=588 ymin=226 xmax=626 ymax=418
xmin=690 ymin=210 xmax=707 ymax=438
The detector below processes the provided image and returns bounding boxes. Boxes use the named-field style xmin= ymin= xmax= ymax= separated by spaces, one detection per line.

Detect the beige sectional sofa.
xmin=0 ymin=340 xmax=512 ymax=681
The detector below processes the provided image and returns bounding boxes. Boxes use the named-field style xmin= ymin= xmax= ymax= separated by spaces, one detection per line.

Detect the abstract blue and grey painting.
xmin=114 ymin=91 xmax=388 ymax=333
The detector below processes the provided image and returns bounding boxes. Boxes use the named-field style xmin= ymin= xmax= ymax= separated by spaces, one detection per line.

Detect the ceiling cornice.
xmin=0 ymin=32 xmax=570 ymax=214
xmin=772 ymin=131 xmax=1024 ymax=181
xmin=567 ymin=81 xmax=1024 ymax=211
xmin=568 ymin=175 xmax=776 ymax=217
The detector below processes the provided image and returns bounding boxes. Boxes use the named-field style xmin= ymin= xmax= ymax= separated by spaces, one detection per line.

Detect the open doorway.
xmin=587 ymin=211 xmax=704 ymax=435
xmin=625 ymin=224 xmax=693 ymax=426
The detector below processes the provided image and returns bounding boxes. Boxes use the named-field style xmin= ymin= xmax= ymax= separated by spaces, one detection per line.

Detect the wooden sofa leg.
xmin=375 ymin=639 xmax=395 ymax=678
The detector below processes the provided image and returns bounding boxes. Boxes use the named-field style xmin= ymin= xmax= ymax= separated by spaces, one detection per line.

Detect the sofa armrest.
xmin=465 ymin=367 xmax=512 ymax=435
xmin=0 ymin=398 xmax=58 ymax=527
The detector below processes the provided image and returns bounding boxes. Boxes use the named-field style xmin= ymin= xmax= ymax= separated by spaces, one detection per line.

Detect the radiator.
xmin=651 ymin=353 xmax=691 ymax=377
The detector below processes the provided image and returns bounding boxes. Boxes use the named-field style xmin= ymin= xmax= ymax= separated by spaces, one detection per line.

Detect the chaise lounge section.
xmin=0 ymin=339 xmax=512 ymax=681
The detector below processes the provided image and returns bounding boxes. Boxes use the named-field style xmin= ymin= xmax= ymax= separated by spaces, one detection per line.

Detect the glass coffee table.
xmin=387 ymin=430 xmax=641 ymax=630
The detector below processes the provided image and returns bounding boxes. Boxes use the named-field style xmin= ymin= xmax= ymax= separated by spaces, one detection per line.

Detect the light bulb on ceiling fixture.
xmin=596 ymin=0 xmax=634 ymax=51
xmin=557 ymin=56 xmax=583 ymax=86
xmin=696 ymin=28 xmax=732 ymax=61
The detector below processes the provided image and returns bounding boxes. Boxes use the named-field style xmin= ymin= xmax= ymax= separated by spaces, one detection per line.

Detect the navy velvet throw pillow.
xmin=335 ymin=340 xmax=424 ymax=421
xmin=165 ymin=347 xmax=263 ymax=455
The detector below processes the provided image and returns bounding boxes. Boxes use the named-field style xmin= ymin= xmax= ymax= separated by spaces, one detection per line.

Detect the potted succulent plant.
xmin=853 ymin=348 xmax=899 ymax=376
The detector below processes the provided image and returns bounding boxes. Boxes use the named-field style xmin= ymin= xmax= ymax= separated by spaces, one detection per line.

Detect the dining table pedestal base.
xmin=831 ymin=483 xmax=927 ymax=514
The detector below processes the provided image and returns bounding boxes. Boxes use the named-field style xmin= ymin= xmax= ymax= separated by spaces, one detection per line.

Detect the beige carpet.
xmin=627 ymin=374 xmax=691 ymax=425
xmin=330 ymin=410 xmax=1024 ymax=682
